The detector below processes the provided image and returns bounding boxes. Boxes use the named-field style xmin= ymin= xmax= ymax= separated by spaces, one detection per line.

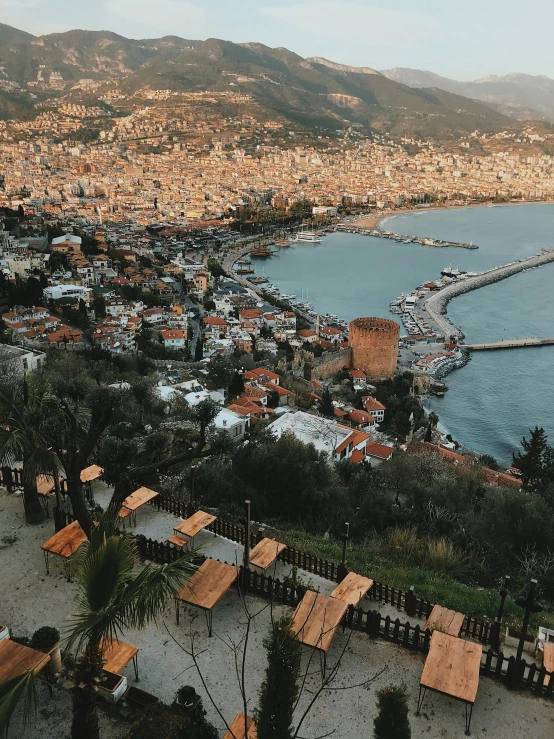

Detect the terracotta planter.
xmin=48 ymin=644 xmax=62 ymax=675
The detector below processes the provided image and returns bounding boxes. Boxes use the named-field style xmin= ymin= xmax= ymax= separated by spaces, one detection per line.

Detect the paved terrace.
xmin=1 ymin=484 xmax=554 ymax=738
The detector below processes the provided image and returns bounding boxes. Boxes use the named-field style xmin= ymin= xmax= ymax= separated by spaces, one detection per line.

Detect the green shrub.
xmin=385 ymin=527 xmax=420 ymax=559
xmin=31 ymin=626 xmax=60 ymax=651
xmin=424 ymin=538 xmax=467 ymax=577
xmin=374 ymin=684 xmax=411 ymax=739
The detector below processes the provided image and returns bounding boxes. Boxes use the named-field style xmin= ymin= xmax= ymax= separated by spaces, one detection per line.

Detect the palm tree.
xmin=0 ymin=670 xmax=37 ymax=735
xmin=0 ymin=376 xmax=62 ymax=524
xmin=67 ymin=512 xmax=196 ymax=739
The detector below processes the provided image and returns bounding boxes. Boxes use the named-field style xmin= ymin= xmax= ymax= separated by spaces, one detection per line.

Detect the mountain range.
xmin=0 ymin=23 xmax=550 ymax=139
xmin=381 ymin=68 xmax=554 ymax=123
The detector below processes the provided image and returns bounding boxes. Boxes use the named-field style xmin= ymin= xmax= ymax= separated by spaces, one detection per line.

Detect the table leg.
xmin=43 ymin=550 xmax=50 ymax=575
xmin=44 ymin=670 xmax=54 ymax=698
xmin=206 ymin=609 xmax=213 ymax=637
xmin=465 ymin=702 xmax=474 ymax=736
xmin=416 ymin=685 xmax=426 ymax=716
xmin=176 ymin=599 xmax=180 ymax=625
xmin=133 ymin=653 xmax=139 ymax=681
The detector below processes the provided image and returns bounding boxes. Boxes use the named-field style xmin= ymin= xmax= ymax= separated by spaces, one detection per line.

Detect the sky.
xmin=3 ymin=0 xmax=554 ymax=80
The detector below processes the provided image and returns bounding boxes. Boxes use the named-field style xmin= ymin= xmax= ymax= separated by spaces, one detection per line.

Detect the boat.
xmin=250 ymin=247 xmax=272 ymax=257
xmin=295 ymin=227 xmax=322 ymax=243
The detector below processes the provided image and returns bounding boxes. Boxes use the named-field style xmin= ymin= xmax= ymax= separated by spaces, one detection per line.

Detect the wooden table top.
xmin=424 ymin=605 xmax=465 ymax=637
xmin=174 ymin=510 xmax=216 ymax=538
xmin=101 ymin=637 xmax=139 ymax=674
xmin=291 ymin=591 xmax=348 ymax=654
xmin=330 ymin=572 xmax=374 ymax=607
xmin=0 ymin=639 xmax=51 ymax=682
xmin=41 ymin=520 xmax=88 ymax=559
xmin=420 ymin=631 xmax=482 ymax=705
xmin=544 ymin=642 xmax=554 ymax=672
xmin=249 ymin=537 xmax=286 ymax=570
xmin=80 ymin=465 xmax=104 ymax=483
xmin=122 ymin=486 xmax=159 ymax=512
xmin=36 ymin=475 xmax=56 ymax=497
xmin=176 ymin=559 xmax=238 ymax=611
xmin=224 ymin=713 xmax=257 ymax=739
xmin=543 ymin=642 xmax=554 ymax=687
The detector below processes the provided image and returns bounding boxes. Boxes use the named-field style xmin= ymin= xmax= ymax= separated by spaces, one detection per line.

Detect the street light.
xmin=515 ymin=578 xmax=543 ymax=664
xmin=491 ymin=575 xmax=510 ymax=652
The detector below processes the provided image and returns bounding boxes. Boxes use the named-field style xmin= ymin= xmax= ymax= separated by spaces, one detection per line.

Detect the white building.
xmin=0 ymin=344 xmax=46 ymax=374
xmin=269 ymin=410 xmax=370 ymax=463
xmin=213 ymin=407 xmax=249 ymax=441
xmin=43 ymin=284 xmax=91 ymax=304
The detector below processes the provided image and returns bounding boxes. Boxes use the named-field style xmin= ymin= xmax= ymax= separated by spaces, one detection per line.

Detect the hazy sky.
xmin=4 ymin=0 xmax=554 ymax=80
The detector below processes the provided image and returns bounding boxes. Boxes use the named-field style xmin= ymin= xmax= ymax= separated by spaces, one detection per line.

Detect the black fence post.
xmin=405 ymin=586 xmax=417 ymax=617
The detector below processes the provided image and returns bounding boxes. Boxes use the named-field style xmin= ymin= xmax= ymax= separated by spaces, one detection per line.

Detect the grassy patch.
xmin=280 ymin=530 xmax=554 ymax=633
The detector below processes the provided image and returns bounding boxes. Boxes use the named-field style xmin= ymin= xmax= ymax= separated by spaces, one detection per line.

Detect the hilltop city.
xmin=2 ymin=21 xmax=554 ymax=739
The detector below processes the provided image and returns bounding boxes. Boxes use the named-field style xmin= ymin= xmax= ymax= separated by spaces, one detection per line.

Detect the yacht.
xmin=295 ymin=230 xmax=322 ymax=243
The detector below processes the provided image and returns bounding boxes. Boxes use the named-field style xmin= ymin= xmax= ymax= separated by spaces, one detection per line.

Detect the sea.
xmin=249 ymin=203 xmax=554 ymax=465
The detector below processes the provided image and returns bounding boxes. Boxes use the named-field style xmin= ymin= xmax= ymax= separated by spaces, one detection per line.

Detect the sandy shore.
xmin=343 ymin=199 xmax=554 ymax=233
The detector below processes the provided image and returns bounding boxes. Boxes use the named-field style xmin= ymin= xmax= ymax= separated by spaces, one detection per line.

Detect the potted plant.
xmin=31 ymin=626 xmax=62 ymax=675
xmin=98 ymin=670 xmax=128 ymax=704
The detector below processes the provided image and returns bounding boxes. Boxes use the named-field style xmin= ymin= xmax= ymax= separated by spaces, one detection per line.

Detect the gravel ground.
xmin=2 ymin=486 xmax=554 ymax=738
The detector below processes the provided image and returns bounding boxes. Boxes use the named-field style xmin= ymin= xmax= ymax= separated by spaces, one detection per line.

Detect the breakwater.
xmin=338 ymin=224 xmax=478 ymax=249
xmin=423 ymin=249 xmax=554 ymax=341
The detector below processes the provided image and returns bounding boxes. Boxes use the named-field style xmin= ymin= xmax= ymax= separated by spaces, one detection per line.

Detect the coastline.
xmin=346 ymin=198 xmax=554 ymax=232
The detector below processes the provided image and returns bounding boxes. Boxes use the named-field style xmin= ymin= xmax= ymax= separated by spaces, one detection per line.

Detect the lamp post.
xmin=187 ymin=465 xmax=197 ymax=518
xmin=336 ymin=522 xmax=350 ymax=583
xmin=491 ymin=575 xmax=510 ymax=651
xmin=515 ymin=579 xmax=543 ymax=665
xmin=242 ymin=500 xmax=251 ymax=591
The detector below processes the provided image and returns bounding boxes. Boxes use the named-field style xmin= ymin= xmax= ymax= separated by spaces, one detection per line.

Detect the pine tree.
xmin=424 ymin=423 xmax=432 ymax=443
xmin=255 ymin=616 xmax=301 ymax=739
xmin=513 ymin=426 xmax=550 ymax=489
xmin=373 ymin=685 xmax=411 ymax=739
xmin=228 ymin=371 xmax=245 ymax=399
xmin=194 ymin=335 xmax=204 ymax=361
xmin=318 ymin=387 xmax=334 ymax=418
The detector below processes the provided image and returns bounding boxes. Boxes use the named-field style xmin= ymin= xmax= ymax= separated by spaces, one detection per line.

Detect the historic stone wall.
xmin=349 ymin=317 xmax=399 ymax=380
xmin=306 ymin=347 xmax=352 ymax=380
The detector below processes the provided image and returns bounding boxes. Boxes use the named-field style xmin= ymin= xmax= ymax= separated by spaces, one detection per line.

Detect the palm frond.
xmin=21 ymin=447 xmax=63 ymax=486
xmin=0 ymin=670 xmax=37 ymax=733
xmin=67 ymin=530 xmax=196 ymax=653
xmin=0 ymin=427 xmax=24 ymax=469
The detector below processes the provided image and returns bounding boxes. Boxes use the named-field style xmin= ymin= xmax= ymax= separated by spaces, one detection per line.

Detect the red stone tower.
xmin=349 ymin=317 xmax=400 ymax=380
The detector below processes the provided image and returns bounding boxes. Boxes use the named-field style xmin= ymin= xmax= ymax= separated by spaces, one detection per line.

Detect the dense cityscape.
xmin=1 ymin=15 xmax=554 ymax=739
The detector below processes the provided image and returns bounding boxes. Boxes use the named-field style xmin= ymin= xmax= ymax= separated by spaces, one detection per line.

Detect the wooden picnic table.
xmin=417 ymin=631 xmax=482 ymax=735
xmin=36 ymin=475 xmax=59 ymax=515
xmin=424 ymin=605 xmax=465 ymax=638
xmin=248 ymin=537 xmax=286 ymax=571
xmin=120 ymin=486 xmax=159 ymax=525
xmin=543 ymin=642 xmax=554 ymax=686
xmin=224 ymin=713 xmax=257 ymax=739
xmin=80 ymin=465 xmax=103 ymax=483
xmin=175 ymin=559 xmax=238 ymax=636
xmin=291 ymin=591 xmax=348 ymax=673
xmin=101 ymin=637 xmax=139 ymax=680
xmin=41 ymin=520 xmax=88 ymax=579
xmin=0 ymin=639 xmax=51 ymax=683
xmin=174 ymin=510 xmax=216 ymax=546
xmin=330 ymin=572 xmax=374 ymax=607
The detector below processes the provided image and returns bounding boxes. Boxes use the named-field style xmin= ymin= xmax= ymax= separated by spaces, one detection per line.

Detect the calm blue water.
xmin=250 ymin=204 xmax=554 ymax=464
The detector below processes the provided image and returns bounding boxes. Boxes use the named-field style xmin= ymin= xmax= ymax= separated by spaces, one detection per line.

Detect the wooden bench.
xmin=118 ymin=508 xmax=134 ymax=527
xmin=168 ymin=533 xmax=190 ymax=550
